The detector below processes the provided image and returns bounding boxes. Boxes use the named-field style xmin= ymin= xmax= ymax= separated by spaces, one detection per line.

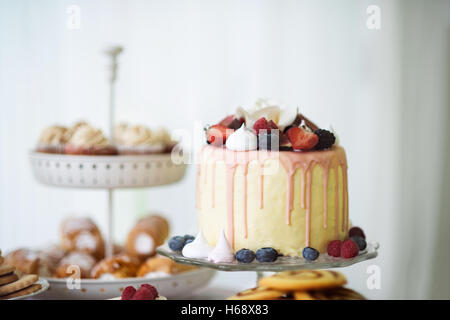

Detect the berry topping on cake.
xmin=341 ymin=239 xmax=359 ymax=259
xmin=141 ymin=284 xmax=159 ymax=298
xmin=327 ymin=240 xmax=342 ymax=257
xmin=255 ymin=247 xmax=278 ymax=262
xmin=206 ymin=124 xmax=234 ymax=146
xmin=235 ymin=249 xmax=256 ymax=263
xmin=314 ymin=129 xmax=336 ymax=150
xmin=253 ymin=117 xmax=278 ymax=135
xmin=302 ymin=247 xmax=319 ymax=261
xmin=121 ymin=286 xmax=137 ymax=300
xmin=348 ymin=227 xmax=366 ymax=239
xmin=286 ymin=127 xmax=319 ymax=150
xmin=219 ymin=115 xmax=236 ymax=127
xmin=257 ymin=132 xmax=279 ymax=150
xmin=350 ymin=236 xmax=367 ymax=251
xmin=168 ymin=236 xmax=186 ymax=251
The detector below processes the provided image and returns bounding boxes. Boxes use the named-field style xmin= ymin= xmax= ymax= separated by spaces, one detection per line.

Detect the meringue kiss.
xmin=182 ymin=229 xmax=213 ymax=259
xmin=208 ymin=230 xmax=235 ymax=263
xmin=225 ymin=124 xmax=257 ymax=151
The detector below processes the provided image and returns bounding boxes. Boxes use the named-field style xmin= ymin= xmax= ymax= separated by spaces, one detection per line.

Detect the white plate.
xmin=7 ymin=278 xmax=49 ymax=300
xmin=29 ymin=151 xmax=187 ymax=189
xmin=37 ymin=269 xmax=215 ymax=300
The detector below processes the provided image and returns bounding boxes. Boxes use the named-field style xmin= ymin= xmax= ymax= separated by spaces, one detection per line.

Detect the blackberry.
xmin=314 ymin=129 xmax=336 ymax=150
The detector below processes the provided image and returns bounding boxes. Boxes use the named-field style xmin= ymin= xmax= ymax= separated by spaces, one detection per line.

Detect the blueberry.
xmin=168 ymin=236 xmax=186 ymax=251
xmin=302 ymin=247 xmax=319 ymax=261
xmin=350 ymin=236 xmax=366 ymax=251
xmin=184 ymin=234 xmax=195 ymax=242
xmin=235 ymin=249 xmax=256 ymax=263
xmin=255 ymin=247 xmax=278 ymax=262
xmin=185 ymin=238 xmax=194 ymax=245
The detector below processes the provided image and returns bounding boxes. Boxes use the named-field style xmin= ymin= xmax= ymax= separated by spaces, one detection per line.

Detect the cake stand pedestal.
xmin=157 ymin=242 xmax=379 ymax=284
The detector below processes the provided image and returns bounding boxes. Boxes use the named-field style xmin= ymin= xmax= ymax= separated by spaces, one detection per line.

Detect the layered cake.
xmin=196 ymin=99 xmax=348 ymax=256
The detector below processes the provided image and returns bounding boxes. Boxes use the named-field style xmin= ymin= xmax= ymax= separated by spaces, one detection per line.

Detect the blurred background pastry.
xmin=36 ymin=125 xmax=68 ymax=154
xmin=114 ymin=123 xmax=166 ymax=154
xmin=53 ymin=251 xmax=97 ymax=279
xmin=90 ymin=253 xmax=141 ymax=279
xmin=4 ymin=248 xmax=54 ymax=277
xmin=60 ymin=217 xmax=105 ymax=260
xmin=137 ymin=255 xmax=195 ymax=278
xmin=64 ymin=124 xmax=118 ymax=155
xmin=125 ymin=215 xmax=169 ymax=261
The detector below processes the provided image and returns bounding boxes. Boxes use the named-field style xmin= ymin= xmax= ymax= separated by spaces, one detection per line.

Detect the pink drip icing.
xmin=242 ymin=163 xmax=249 ymax=238
xmin=211 ymin=161 xmax=216 ymax=208
xmin=196 ymin=163 xmax=201 ymax=209
xmin=305 ymin=169 xmax=312 ymax=247
xmin=334 ymin=167 xmax=339 ymax=238
xmin=322 ymin=160 xmax=330 ymax=229
xmin=198 ymin=145 xmax=348 ymax=249
xmin=258 ymin=163 xmax=264 ymax=209
xmin=226 ymin=164 xmax=237 ymax=248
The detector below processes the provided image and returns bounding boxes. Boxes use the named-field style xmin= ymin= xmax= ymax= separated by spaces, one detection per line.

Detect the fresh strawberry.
xmin=228 ymin=117 xmax=245 ymax=130
xmin=253 ymin=118 xmax=279 ymax=134
xmin=121 ymin=286 xmax=136 ymax=300
xmin=206 ymin=124 xmax=234 ymax=146
xmin=219 ymin=115 xmax=235 ymax=127
xmin=267 ymin=120 xmax=278 ymax=131
xmin=286 ymin=127 xmax=319 ymax=150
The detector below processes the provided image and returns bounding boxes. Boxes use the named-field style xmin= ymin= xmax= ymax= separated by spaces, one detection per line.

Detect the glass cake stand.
xmin=157 ymin=242 xmax=379 ymax=281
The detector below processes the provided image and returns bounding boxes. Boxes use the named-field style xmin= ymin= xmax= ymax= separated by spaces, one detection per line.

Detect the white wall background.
xmin=0 ymin=0 xmax=449 ymax=299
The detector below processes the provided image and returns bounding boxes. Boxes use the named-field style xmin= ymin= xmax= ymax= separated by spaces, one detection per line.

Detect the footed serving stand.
xmin=157 ymin=242 xmax=379 ymax=282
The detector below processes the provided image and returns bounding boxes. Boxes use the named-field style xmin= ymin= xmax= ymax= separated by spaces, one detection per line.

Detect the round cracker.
xmin=0 ymin=273 xmax=19 ymax=286
xmin=227 ymin=286 xmax=286 ymax=300
xmin=294 ymin=287 xmax=366 ymax=300
xmin=0 ymin=274 xmax=38 ymax=296
xmin=0 ymin=265 xmax=15 ymax=277
xmin=259 ymin=269 xmax=347 ymax=291
xmin=0 ymin=284 xmax=42 ymax=300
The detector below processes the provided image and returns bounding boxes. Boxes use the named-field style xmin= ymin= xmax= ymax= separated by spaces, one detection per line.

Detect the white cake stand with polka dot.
xmin=29 ymin=152 xmax=187 ymax=189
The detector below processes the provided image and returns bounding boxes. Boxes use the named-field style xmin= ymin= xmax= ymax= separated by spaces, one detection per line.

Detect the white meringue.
xmin=208 ymin=230 xmax=235 ymax=263
xmin=225 ymin=124 xmax=257 ymax=151
xmin=182 ymin=229 xmax=213 ymax=259
xmin=278 ymin=107 xmax=299 ymax=130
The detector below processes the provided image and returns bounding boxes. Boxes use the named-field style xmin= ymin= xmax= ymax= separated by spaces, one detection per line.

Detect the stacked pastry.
xmin=228 ymin=269 xmax=366 ymax=300
xmin=0 ymin=249 xmax=42 ymax=300
xmin=4 ymin=215 xmax=195 ymax=280
xmin=35 ymin=121 xmax=176 ymax=155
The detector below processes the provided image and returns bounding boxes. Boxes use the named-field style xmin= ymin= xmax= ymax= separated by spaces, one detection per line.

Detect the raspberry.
xmin=327 ymin=240 xmax=342 ymax=257
xmin=286 ymin=127 xmax=319 ymax=150
xmin=140 ymin=284 xmax=158 ymax=298
xmin=131 ymin=286 xmax=155 ymax=300
xmin=121 ymin=286 xmax=136 ymax=300
xmin=314 ymin=129 xmax=336 ymax=150
xmin=348 ymin=227 xmax=365 ymax=239
xmin=253 ymin=118 xmax=268 ymax=134
xmin=341 ymin=239 xmax=359 ymax=259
